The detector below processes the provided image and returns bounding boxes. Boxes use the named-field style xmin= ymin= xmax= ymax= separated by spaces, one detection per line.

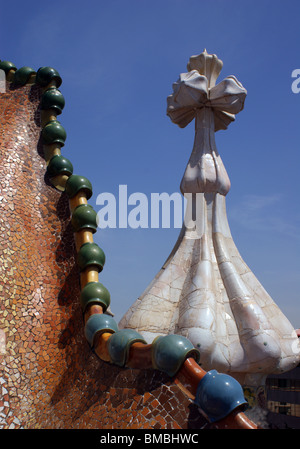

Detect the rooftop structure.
xmin=0 ymin=52 xmax=298 ymax=430
xmin=120 ymin=51 xmax=300 ymax=398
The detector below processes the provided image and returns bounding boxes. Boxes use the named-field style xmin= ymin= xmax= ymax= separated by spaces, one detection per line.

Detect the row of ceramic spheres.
xmin=0 ymin=61 xmax=202 ymax=375
xmin=0 ymin=61 xmax=249 ymax=423
xmin=40 ymin=81 xmax=203 ymax=376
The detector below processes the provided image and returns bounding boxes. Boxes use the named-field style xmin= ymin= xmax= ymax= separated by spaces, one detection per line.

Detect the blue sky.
xmin=1 ymin=0 xmax=300 ymax=328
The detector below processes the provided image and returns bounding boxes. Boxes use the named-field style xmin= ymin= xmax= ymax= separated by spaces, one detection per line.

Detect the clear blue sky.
xmin=1 ymin=0 xmax=299 ymax=328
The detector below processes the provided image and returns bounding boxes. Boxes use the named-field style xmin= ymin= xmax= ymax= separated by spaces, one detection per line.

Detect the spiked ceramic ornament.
xmin=120 ymin=50 xmax=300 ymax=388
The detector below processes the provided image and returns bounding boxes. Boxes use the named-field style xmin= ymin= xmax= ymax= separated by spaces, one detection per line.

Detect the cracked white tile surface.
xmin=119 ymin=50 xmax=300 ymax=384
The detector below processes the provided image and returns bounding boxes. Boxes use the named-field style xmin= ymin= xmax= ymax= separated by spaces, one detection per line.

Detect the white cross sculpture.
xmin=120 ymin=50 xmax=300 ymax=393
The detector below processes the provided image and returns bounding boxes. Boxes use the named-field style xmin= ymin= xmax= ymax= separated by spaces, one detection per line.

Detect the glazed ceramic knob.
xmin=41 ymin=88 xmax=65 ymax=115
xmin=36 ymin=66 xmax=62 ymax=88
xmin=152 ymin=334 xmax=200 ymax=377
xmin=71 ymin=204 xmax=98 ymax=233
xmin=84 ymin=314 xmax=118 ymax=347
xmin=65 ymin=174 xmax=93 ymax=200
xmin=41 ymin=120 xmax=67 ymax=146
xmin=195 ymin=370 xmax=248 ymax=422
xmin=80 ymin=281 xmax=111 ymax=313
xmin=0 ymin=61 xmax=17 ymax=74
xmin=77 ymin=242 xmax=106 ymax=272
xmin=13 ymin=67 xmax=36 ymax=85
xmin=47 ymin=154 xmax=73 ymax=177
xmin=107 ymin=329 xmax=147 ymax=367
